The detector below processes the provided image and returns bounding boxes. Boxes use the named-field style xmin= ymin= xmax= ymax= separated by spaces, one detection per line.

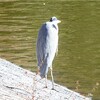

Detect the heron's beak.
xmin=57 ymin=20 xmax=61 ymax=23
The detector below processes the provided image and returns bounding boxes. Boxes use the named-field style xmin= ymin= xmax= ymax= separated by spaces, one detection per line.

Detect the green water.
xmin=0 ymin=0 xmax=100 ymax=99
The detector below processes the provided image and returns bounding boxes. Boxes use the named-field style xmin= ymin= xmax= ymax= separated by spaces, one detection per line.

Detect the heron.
xmin=36 ymin=16 xmax=61 ymax=89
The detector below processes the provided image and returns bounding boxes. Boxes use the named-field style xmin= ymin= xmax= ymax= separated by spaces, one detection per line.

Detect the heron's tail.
xmin=39 ymin=60 xmax=49 ymax=78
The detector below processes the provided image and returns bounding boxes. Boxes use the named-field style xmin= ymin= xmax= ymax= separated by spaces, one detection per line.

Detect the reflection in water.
xmin=0 ymin=1 xmax=100 ymax=100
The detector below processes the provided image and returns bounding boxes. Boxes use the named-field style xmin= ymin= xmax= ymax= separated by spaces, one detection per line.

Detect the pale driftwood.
xmin=0 ymin=58 xmax=92 ymax=100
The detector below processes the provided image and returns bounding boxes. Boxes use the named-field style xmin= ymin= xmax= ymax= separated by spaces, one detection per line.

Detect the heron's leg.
xmin=45 ymin=75 xmax=48 ymax=88
xmin=50 ymin=67 xmax=54 ymax=89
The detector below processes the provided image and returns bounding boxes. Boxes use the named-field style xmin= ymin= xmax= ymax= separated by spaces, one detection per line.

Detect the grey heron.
xmin=36 ymin=16 xmax=61 ymax=89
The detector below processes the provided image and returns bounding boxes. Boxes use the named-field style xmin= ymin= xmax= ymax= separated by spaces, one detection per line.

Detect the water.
xmin=0 ymin=0 xmax=100 ymax=99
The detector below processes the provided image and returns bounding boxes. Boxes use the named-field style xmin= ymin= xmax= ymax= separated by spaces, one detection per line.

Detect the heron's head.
xmin=50 ymin=16 xmax=61 ymax=24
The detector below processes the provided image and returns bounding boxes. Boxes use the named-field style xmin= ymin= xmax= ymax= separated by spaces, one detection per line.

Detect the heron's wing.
xmin=37 ymin=23 xmax=48 ymax=67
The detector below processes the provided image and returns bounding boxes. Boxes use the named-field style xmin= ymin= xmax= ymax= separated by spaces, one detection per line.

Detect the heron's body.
xmin=37 ymin=22 xmax=58 ymax=77
xmin=36 ymin=17 xmax=61 ymax=89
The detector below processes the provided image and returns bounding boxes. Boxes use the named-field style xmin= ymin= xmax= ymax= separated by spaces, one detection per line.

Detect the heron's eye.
xmin=52 ymin=24 xmax=57 ymax=30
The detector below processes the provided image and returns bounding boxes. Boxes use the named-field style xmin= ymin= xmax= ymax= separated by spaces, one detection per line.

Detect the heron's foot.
xmin=43 ymin=85 xmax=48 ymax=88
xmin=51 ymin=87 xmax=54 ymax=90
